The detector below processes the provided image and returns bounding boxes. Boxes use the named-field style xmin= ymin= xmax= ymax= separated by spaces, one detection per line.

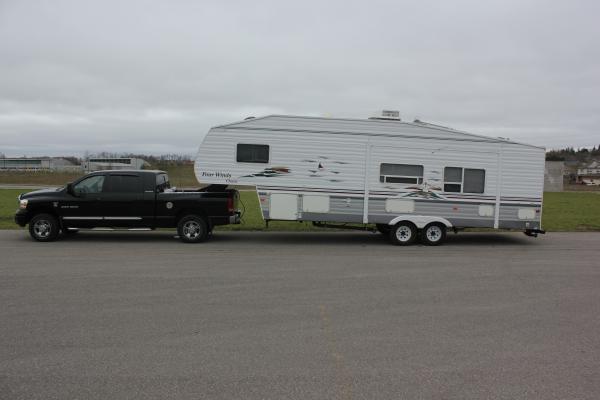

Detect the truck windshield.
xmin=156 ymin=173 xmax=170 ymax=192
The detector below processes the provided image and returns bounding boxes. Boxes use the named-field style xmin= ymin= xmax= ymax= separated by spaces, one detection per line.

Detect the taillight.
xmin=227 ymin=196 xmax=234 ymax=213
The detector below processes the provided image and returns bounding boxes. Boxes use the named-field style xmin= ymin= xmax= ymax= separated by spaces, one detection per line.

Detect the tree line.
xmin=545 ymin=146 xmax=600 ymax=162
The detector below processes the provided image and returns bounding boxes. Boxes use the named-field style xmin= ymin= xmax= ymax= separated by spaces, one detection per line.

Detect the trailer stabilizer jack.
xmin=524 ymin=229 xmax=546 ymax=237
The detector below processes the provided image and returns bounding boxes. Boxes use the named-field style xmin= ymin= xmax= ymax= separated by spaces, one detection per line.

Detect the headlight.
xmin=19 ymin=199 xmax=28 ymax=209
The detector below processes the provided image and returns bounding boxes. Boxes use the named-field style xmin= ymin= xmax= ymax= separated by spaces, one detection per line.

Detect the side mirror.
xmin=66 ymin=183 xmax=75 ymax=196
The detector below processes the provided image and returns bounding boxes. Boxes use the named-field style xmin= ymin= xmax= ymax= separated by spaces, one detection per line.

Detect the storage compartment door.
xmin=269 ymin=193 xmax=299 ymax=220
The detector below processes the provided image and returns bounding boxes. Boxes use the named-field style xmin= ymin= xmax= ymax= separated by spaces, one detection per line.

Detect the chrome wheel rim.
xmin=395 ymin=225 xmax=412 ymax=242
xmin=182 ymin=221 xmax=201 ymax=239
xmin=33 ymin=219 xmax=51 ymax=238
xmin=426 ymin=225 xmax=443 ymax=242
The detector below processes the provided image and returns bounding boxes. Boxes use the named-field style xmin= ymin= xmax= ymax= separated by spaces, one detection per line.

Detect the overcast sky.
xmin=0 ymin=0 xmax=598 ymax=157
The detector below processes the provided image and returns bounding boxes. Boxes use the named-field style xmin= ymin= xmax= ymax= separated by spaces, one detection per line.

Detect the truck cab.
xmin=15 ymin=170 xmax=240 ymax=243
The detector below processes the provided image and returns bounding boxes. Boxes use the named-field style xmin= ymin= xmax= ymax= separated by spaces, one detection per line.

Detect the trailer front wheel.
xmin=389 ymin=222 xmax=417 ymax=246
xmin=421 ymin=223 xmax=446 ymax=246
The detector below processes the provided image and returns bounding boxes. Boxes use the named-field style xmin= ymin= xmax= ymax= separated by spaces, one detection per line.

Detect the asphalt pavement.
xmin=1 ymin=230 xmax=599 ymax=399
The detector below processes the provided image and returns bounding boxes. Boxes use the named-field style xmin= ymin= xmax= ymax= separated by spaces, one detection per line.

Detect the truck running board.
xmin=89 ymin=227 xmax=154 ymax=231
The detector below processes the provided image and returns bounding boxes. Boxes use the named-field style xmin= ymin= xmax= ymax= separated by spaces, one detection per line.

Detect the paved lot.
xmin=1 ymin=230 xmax=599 ymax=400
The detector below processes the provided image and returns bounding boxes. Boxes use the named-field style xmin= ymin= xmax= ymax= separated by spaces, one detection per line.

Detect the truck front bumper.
xmin=14 ymin=210 xmax=30 ymax=227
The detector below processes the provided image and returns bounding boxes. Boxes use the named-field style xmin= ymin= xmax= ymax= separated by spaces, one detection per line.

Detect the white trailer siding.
xmin=195 ymin=115 xmax=544 ymax=231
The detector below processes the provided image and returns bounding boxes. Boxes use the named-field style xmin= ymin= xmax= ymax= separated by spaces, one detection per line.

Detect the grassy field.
xmin=541 ymin=192 xmax=600 ymax=231
xmin=1 ymin=189 xmax=599 ymax=231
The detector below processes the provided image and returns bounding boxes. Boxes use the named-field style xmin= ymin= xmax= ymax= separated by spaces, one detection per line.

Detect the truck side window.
xmin=73 ymin=175 xmax=105 ymax=194
xmin=105 ymin=175 xmax=142 ymax=193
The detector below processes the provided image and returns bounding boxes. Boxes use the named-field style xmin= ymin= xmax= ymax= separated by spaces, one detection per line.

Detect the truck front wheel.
xmin=177 ymin=215 xmax=209 ymax=243
xmin=29 ymin=213 xmax=60 ymax=242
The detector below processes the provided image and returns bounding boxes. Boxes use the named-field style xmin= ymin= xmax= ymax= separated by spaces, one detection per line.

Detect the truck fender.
xmin=388 ymin=215 xmax=453 ymax=229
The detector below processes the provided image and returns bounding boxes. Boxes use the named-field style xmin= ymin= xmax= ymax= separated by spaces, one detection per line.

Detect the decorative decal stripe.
xmin=257 ymin=186 xmax=542 ymax=202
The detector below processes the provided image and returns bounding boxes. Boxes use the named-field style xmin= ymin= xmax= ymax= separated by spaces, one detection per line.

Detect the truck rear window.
xmin=156 ymin=174 xmax=170 ymax=191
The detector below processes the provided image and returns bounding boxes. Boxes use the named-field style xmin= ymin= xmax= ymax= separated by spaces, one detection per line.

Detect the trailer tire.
xmin=28 ymin=213 xmax=60 ymax=242
xmin=177 ymin=215 xmax=209 ymax=243
xmin=389 ymin=222 xmax=417 ymax=246
xmin=421 ymin=223 xmax=446 ymax=246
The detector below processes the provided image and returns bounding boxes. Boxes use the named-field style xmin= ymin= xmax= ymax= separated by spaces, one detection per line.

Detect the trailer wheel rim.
xmin=395 ymin=225 xmax=412 ymax=242
xmin=33 ymin=219 xmax=51 ymax=238
xmin=426 ymin=225 xmax=443 ymax=242
xmin=182 ymin=220 xmax=201 ymax=239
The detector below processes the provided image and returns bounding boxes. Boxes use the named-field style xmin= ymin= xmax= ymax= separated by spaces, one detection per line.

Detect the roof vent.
xmin=369 ymin=110 xmax=401 ymax=120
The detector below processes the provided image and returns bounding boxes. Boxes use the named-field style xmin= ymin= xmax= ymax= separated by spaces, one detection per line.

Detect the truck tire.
xmin=421 ymin=223 xmax=446 ymax=246
xmin=28 ymin=213 xmax=60 ymax=242
xmin=177 ymin=215 xmax=209 ymax=243
xmin=389 ymin=221 xmax=417 ymax=246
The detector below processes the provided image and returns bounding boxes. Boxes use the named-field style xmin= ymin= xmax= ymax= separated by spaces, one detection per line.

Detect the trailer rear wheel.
xmin=177 ymin=215 xmax=209 ymax=243
xmin=421 ymin=223 xmax=446 ymax=246
xmin=389 ymin=222 xmax=417 ymax=246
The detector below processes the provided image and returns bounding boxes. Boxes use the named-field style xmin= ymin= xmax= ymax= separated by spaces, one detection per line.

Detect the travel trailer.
xmin=194 ymin=113 xmax=545 ymax=245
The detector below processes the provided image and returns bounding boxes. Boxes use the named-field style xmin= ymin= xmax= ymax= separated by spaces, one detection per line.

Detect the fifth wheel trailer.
xmin=194 ymin=113 xmax=545 ymax=245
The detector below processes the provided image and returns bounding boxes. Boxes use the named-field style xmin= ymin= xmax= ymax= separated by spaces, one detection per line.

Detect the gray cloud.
xmin=1 ymin=0 xmax=599 ymax=156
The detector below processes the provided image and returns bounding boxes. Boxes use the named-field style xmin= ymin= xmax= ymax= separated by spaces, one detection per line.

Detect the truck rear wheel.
xmin=177 ymin=215 xmax=209 ymax=243
xmin=29 ymin=213 xmax=60 ymax=242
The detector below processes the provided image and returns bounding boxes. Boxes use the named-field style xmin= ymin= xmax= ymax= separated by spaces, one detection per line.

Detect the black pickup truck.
xmin=14 ymin=170 xmax=240 ymax=243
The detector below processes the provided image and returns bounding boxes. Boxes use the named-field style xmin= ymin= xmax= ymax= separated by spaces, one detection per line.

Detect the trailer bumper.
xmin=524 ymin=229 xmax=546 ymax=237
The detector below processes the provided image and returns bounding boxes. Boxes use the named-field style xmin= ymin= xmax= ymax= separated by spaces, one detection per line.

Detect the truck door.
xmin=97 ymin=174 xmax=145 ymax=227
xmin=61 ymin=174 xmax=106 ymax=228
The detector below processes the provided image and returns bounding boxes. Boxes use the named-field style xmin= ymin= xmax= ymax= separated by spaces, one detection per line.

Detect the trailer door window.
xmin=444 ymin=167 xmax=485 ymax=193
xmin=237 ymin=144 xmax=269 ymax=163
xmin=380 ymin=164 xmax=423 ymax=184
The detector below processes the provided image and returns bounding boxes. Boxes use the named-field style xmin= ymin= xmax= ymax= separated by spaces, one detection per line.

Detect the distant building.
xmin=577 ymin=161 xmax=600 ymax=185
xmin=544 ymin=161 xmax=564 ymax=192
xmin=83 ymin=157 xmax=148 ymax=172
xmin=0 ymin=157 xmax=75 ymax=171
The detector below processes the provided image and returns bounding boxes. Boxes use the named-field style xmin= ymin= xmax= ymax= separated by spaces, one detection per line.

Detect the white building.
xmin=577 ymin=161 xmax=600 ymax=176
xmin=83 ymin=158 xmax=148 ymax=172
xmin=0 ymin=157 xmax=75 ymax=171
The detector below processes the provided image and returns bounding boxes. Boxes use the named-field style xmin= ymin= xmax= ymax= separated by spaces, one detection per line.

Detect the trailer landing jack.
xmin=524 ymin=229 xmax=546 ymax=237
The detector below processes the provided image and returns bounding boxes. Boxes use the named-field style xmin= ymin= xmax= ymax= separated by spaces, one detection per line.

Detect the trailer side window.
xmin=443 ymin=167 xmax=462 ymax=192
xmin=237 ymin=144 xmax=269 ymax=163
xmin=464 ymin=169 xmax=485 ymax=193
xmin=380 ymin=164 xmax=423 ymax=184
xmin=444 ymin=167 xmax=485 ymax=193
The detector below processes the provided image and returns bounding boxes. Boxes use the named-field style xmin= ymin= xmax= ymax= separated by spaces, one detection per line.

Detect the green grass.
xmin=0 ymin=189 xmax=23 ymax=228
xmin=0 ymin=171 xmax=81 ymax=185
xmin=541 ymin=192 xmax=600 ymax=231
xmin=1 ymin=189 xmax=599 ymax=231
